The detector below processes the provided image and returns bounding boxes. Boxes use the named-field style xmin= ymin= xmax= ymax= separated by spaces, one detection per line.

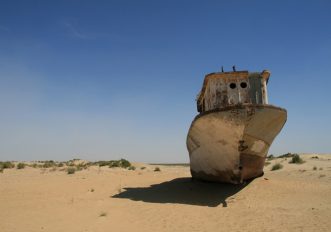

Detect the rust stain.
xmin=239 ymin=153 xmax=265 ymax=180
xmin=238 ymin=140 xmax=248 ymax=152
xmin=187 ymin=69 xmax=287 ymax=184
xmin=191 ymin=169 xmax=242 ymax=184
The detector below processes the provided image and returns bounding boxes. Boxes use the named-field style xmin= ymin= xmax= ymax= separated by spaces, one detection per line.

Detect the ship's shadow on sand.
xmin=112 ymin=177 xmax=251 ymax=207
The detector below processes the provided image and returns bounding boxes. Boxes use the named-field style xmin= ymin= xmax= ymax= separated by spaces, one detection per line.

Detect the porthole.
xmin=229 ymin=83 xmax=236 ymax=89
xmin=240 ymin=82 xmax=247 ymax=88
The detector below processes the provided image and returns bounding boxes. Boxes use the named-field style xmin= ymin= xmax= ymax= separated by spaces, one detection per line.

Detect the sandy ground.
xmin=1 ymin=154 xmax=331 ymax=232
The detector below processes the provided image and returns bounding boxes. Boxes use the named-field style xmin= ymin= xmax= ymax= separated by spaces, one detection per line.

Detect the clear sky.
xmin=1 ymin=0 xmax=330 ymax=162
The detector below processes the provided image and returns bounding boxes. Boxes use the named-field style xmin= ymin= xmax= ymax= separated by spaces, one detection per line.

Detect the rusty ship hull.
xmin=187 ymin=104 xmax=287 ymax=184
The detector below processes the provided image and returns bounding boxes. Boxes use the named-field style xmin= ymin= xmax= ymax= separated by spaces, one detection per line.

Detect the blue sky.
xmin=0 ymin=0 xmax=330 ymax=162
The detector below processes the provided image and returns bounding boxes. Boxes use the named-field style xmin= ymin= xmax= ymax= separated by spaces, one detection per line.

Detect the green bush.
xmin=57 ymin=162 xmax=64 ymax=167
xmin=279 ymin=153 xmax=295 ymax=158
xmin=289 ymin=154 xmax=304 ymax=164
xmin=67 ymin=167 xmax=76 ymax=174
xmin=90 ymin=159 xmax=132 ymax=169
xmin=76 ymin=163 xmax=88 ymax=171
xmin=97 ymin=161 xmax=111 ymax=167
xmin=154 ymin=167 xmax=161 ymax=172
xmin=31 ymin=163 xmax=38 ymax=168
xmin=271 ymin=163 xmax=283 ymax=171
xmin=17 ymin=163 xmax=26 ymax=169
xmin=119 ymin=159 xmax=131 ymax=168
xmin=109 ymin=161 xmax=119 ymax=168
xmin=0 ymin=161 xmax=15 ymax=169
xmin=128 ymin=166 xmax=136 ymax=170
xmin=42 ymin=160 xmax=56 ymax=168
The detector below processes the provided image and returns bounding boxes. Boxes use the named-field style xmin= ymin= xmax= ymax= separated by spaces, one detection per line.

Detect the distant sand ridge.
xmin=0 ymin=154 xmax=331 ymax=232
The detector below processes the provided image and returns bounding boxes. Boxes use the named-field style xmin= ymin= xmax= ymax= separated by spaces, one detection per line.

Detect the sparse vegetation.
xmin=271 ymin=163 xmax=283 ymax=171
xmin=117 ymin=159 xmax=131 ymax=168
xmin=313 ymin=166 xmax=317 ymax=171
xmin=154 ymin=167 xmax=161 ymax=172
xmin=31 ymin=163 xmax=38 ymax=168
xmin=0 ymin=158 xmax=136 ymax=172
xmin=140 ymin=166 xmax=146 ymax=170
xmin=66 ymin=161 xmax=75 ymax=167
xmin=67 ymin=167 xmax=76 ymax=174
xmin=91 ymin=188 xmax=95 ymax=192
xmin=267 ymin=154 xmax=275 ymax=160
xmin=99 ymin=212 xmax=107 ymax=217
xmin=319 ymin=174 xmax=326 ymax=178
xmin=311 ymin=156 xmax=319 ymax=159
xmin=108 ymin=161 xmax=120 ymax=168
xmin=279 ymin=153 xmax=295 ymax=158
xmin=17 ymin=163 xmax=26 ymax=169
xmin=42 ymin=160 xmax=57 ymax=168
xmin=95 ymin=161 xmax=111 ymax=167
xmin=76 ymin=163 xmax=88 ymax=171
xmin=91 ymin=159 xmax=131 ymax=169
xmin=289 ymin=154 xmax=305 ymax=164
xmin=111 ymin=159 xmax=131 ymax=168
xmin=264 ymin=161 xmax=271 ymax=166
xmin=149 ymin=163 xmax=189 ymax=167
xmin=0 ymin=161 xmax=15 ymax=169
xmin=57 ymin=162 xmax=64 ymax=167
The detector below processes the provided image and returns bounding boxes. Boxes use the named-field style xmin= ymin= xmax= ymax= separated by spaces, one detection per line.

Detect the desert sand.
xmin=1 ymin=154 xmax=331 ymax=232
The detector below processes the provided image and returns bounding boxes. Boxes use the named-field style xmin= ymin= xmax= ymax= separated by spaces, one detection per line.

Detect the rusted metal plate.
xmin=188 ymin=69 xmax=286 ymax=184
xmin=187 ymin=105 xmax=287 ymax=184
xmin=197 ymin=71 xmax=270 ymax=112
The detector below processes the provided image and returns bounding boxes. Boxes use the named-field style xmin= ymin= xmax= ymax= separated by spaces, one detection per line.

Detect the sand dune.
xmin=1 ymin=154 xmax=331 ymax=232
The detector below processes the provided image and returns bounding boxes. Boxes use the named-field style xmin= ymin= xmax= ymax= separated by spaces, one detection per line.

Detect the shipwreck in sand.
xmin=186 ymin=68 xmax=287 ymax=184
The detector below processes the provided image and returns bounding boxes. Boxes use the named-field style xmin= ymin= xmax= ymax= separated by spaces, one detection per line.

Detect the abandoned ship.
xmin=186 ymin=68 xmax=287 ymax=184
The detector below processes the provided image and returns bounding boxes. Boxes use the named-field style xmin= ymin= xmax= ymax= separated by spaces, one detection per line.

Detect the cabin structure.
xmin=197 ymin=70 xmax=270 ymax=113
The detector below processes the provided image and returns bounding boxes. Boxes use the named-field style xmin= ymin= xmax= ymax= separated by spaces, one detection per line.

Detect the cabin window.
xmin=229 ymin=83 xmax=236 ymax=89
xmin=240 ymin=82 xmax=247 ymax=88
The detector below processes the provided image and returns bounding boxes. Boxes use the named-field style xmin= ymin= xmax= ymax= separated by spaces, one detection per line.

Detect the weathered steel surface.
xmin=187 ymin=104 xmax=287 ymax=184
xmin=197 ymin=70 xmax=270 ymax=112
xmin=188 ymin=69 xmax=286 ymax=183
